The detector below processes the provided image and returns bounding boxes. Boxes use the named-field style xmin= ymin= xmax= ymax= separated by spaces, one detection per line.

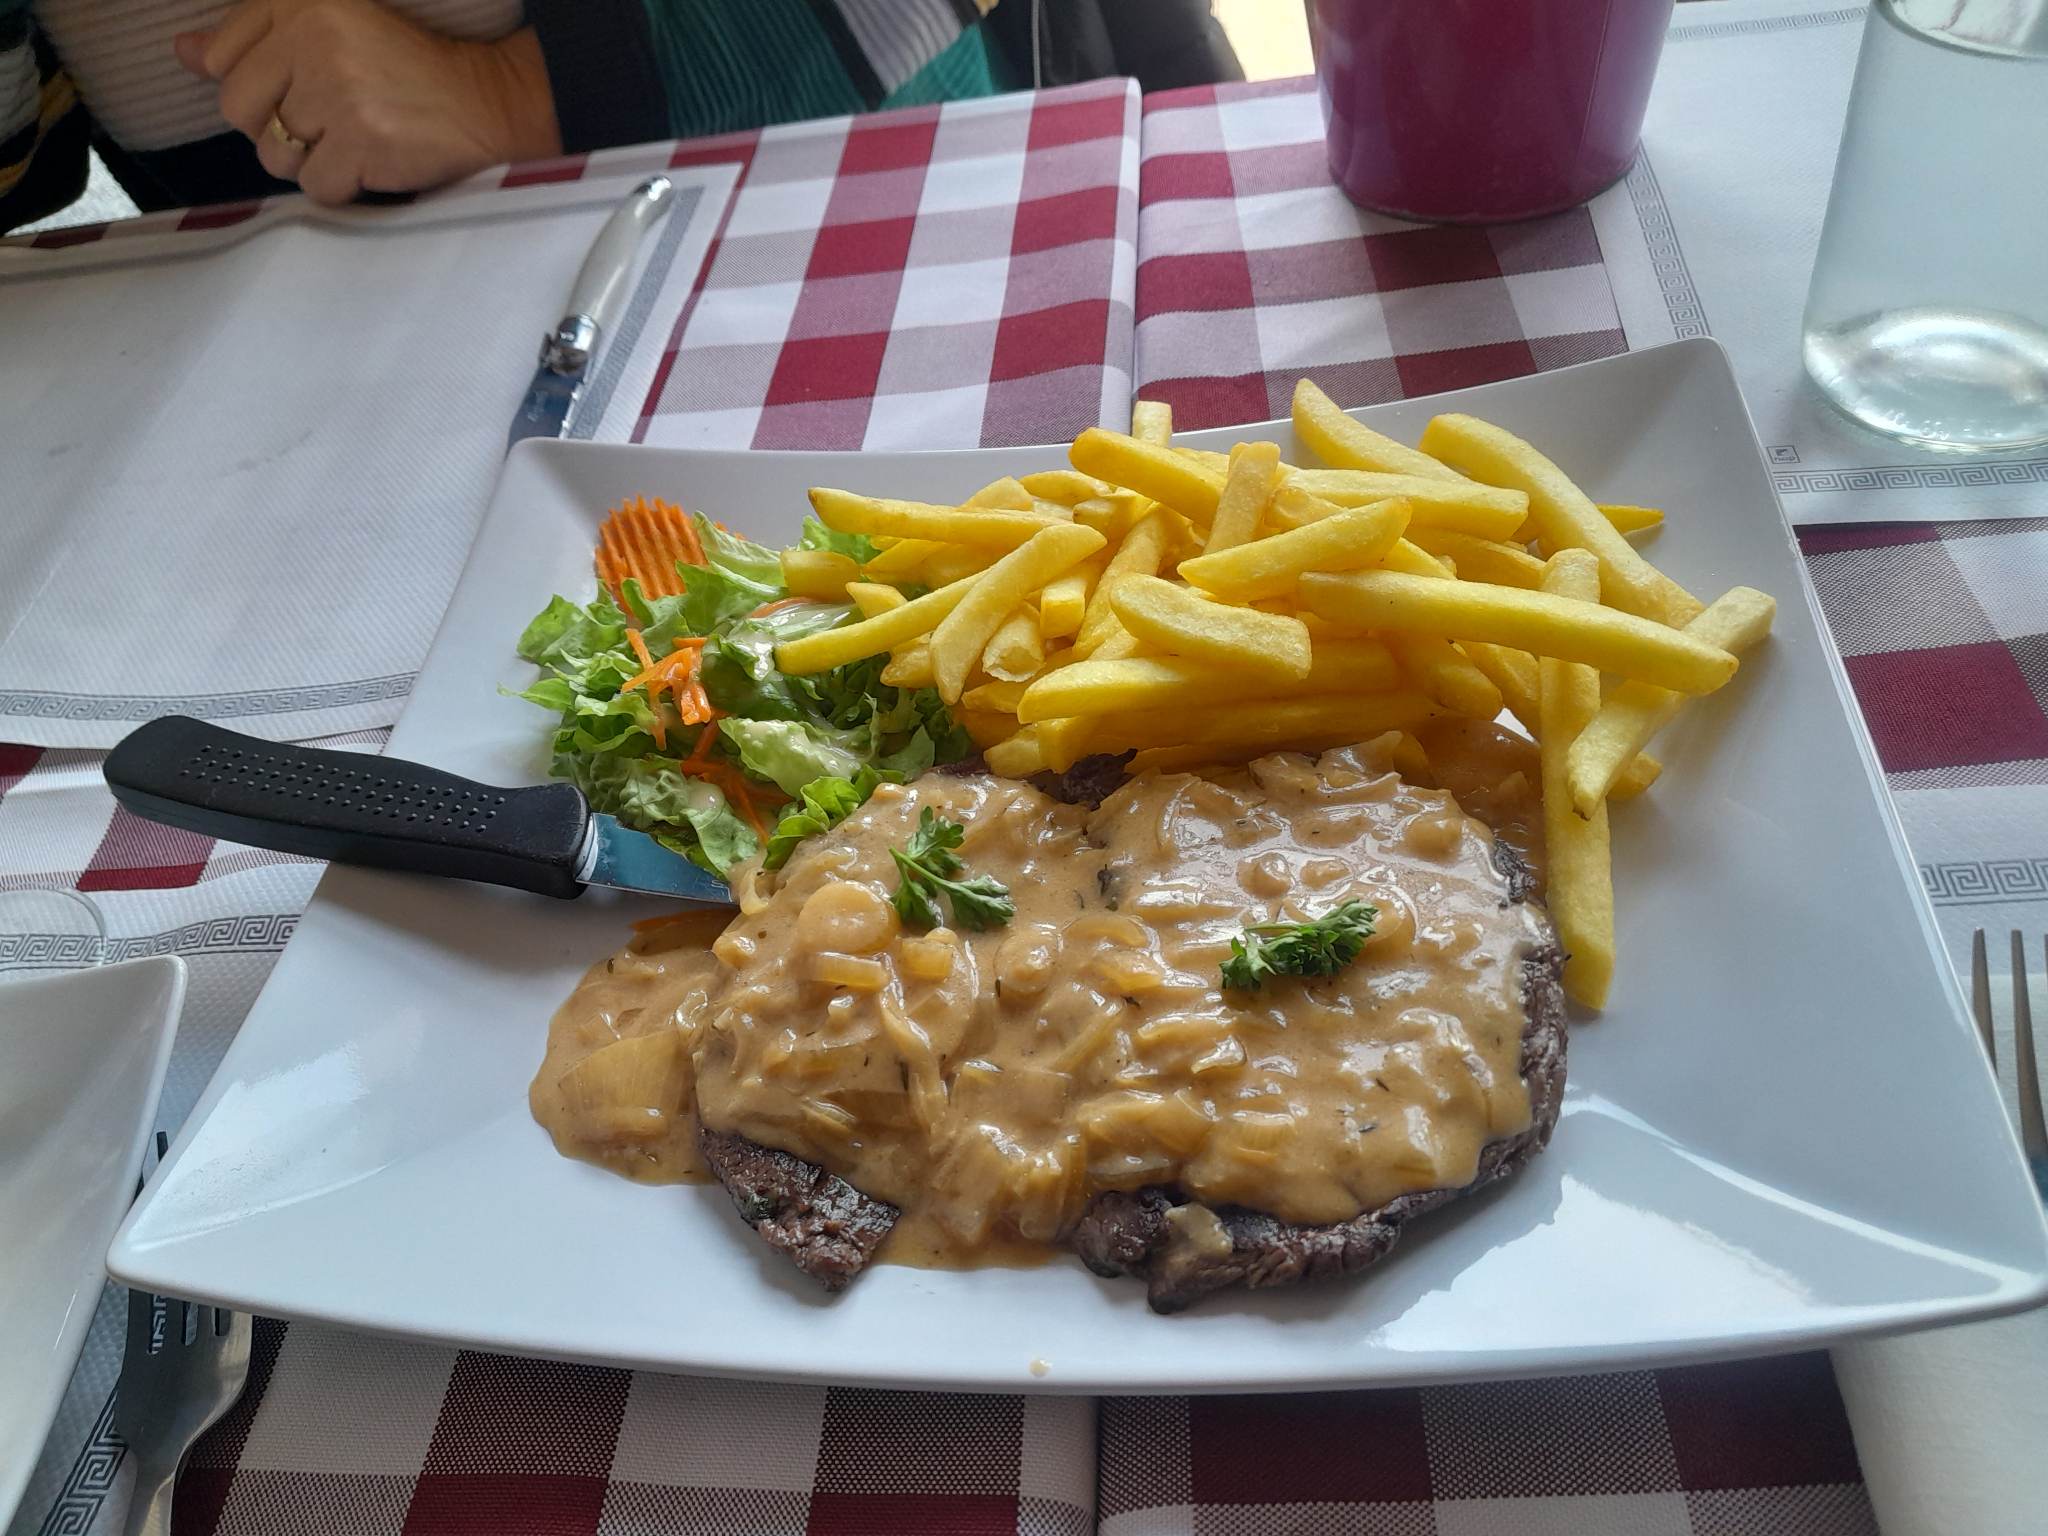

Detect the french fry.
xmin=862 ymin=537 xmax=942 ymax=577
xmin=982 ymin=605 xmax=1046 ymax=682
xmin=1179 ymin=498 xmax=1411 ymax=601
xmin=1599 ymin=503 xmax=1664 ymax=537
xmin=1566 ymin=586 xmax=1776 ymax=815
xmin=1293 ymin=378 xmax=1465 ymax=482
xmin=1174 ymin=446 xmax=1231 ymax=472
xmin=965 ymin=476 xmax=1035 ymax=510
xmin=1130 ymin=399 xmax=1173 ymax=445
xmin=1202 ymin=442 xmax=1284 ymax=554
xmin=1018 ymin=470 xmax=1110 ymax=504
xmin=1070 ymin=494 xmax=1151 ymax=540
xmin=1110 ymin=575 xmax=1312 ymax=681
xmin=1461 ymin=642 xmax=1661 ymax=800
xmin=846 ymin=581 xmax=907 ymax=618
xmin=811 ymin=488 xmax=1063 ymax=548
xmin=1378 ymin=539 xmax=1455 ymax=579
xmin=881 ymin=641 xmax=935 ymax=689
xmin=1418 ymin=414 xmax=1702 ymax=624
xmin=1074 ymin=506 xmax=1177 ymax=655
xmin=1039 ymin=715 xmax=1096 ymax=772
xmin=984 ymin=726 xmax=1047 ymax=777
xmin=780 ymin=547 xmax=860 ymax=599
xmin=1069 ymin=429 xmax=1226 ymax=525
xmin=777 ymin=576 xmax=975 ymax=675
xmin=928 ymin=523 xmax=1105 ymax=702
xmin=1388 ymin=636 xmax=1502 ymax=720
xmin=1016 ymin=640 xmax=1401 ymax=724
xmin=955 ymin=709 xmax=1018 ymax=751
xmin=920 ymin=544 xmax=999 ymax=586
xmin=1090 ymin=628 xmax=1147 ymax=662
xmin=1407 ymin=527 xmax=1548 ymax=589
xmin=1299 ymin=570 xmax=1738 ymax=694
xmin=1538 ymin=550 xmax=1614 ymax=1008
xmin=962 ymin=679 xmax=1030 ymax=714
xmin=1280 ymin=470 xmax=1528 ymax=540
xmin=1039 ymin=557 xmax=1099 ymax=639
xmin=1087 ymin=691 xmax=1440 ymax=754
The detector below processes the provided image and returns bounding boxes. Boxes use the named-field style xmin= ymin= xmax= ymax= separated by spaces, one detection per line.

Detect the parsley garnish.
xmin=1221 ymin=901 xmax=1377 ymax=991
xmin=890 ymin=807 xmax=1015 ymax=932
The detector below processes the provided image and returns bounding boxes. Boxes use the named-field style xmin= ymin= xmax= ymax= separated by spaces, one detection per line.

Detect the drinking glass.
xmin=1801 ymin=0 xmax=2048 ymax=451
xmin=1310 ymin=0 xmax=1676 ymax=224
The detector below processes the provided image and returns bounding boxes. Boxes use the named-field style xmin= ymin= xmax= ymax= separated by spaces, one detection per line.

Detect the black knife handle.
xmin=104 ymin=716 xmax=590 ymax=898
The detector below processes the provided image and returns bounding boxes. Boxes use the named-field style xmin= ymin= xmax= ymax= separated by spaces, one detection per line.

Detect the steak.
xmin=1068 ymin=938 xmax=1566 ymax=1312
xmin=698 ymin=1127 xmax=898 ymax=1292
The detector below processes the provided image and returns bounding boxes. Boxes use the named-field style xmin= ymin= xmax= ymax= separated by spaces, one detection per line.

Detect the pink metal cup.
xmin=1312 ymin=0 xmax=1675 ymax=224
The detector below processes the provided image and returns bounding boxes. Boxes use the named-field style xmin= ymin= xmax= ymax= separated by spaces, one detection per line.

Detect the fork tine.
xmin=2011 ymin=932 xmax=2046 ymax=1163
xmin=1973 ymin=928 xmax=1995 ymax=1063
xmin=189 ymin=1305 xmax=214 ymax=1343
xmin=124 ymin=1287 xmax=156 ymax=1366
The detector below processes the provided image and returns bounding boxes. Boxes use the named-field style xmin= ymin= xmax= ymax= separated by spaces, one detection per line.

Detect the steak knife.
xmin=507 ymin=175 xmax=677 ymax=450
xmin=104 ymin=717 xmax=733 ymax=905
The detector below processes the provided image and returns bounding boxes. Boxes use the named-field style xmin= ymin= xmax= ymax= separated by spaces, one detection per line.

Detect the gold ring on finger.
xmin=267 ymin=113 xmax=311 ymax=154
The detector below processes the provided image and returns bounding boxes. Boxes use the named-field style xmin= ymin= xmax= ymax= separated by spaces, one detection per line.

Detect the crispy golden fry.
xmin=861 ymin=537 xmax=942 ymax=577
xmin=1070 ymin=493 xmax=1150 ymax=540
xmin=1016 ymin=639 xmax=1401 ymax=724
xmin=981 ymin=604 xmax=1047 ymax=683
xmin=1178 ymin=498 xmax=1411 ymax=601
xmin=955 ymin=708 xmax=1018 ymax=751
xmin=1460 ymin=641 xmax=1661 ymax=800
xmin=1174 ymin=446 xmax=1231 ymax=473
xmin=962 ymin=679 xmax=1030 ymax=714
xmin=1388 ymin=636 xmax=1502 ymax=720
xmin=1280 ymin=470 xmax=1528 ymax=539
xmin=778 ymin=576 xmax=974 ymax=674
xmin=1418 ymin=414 xmax=1702 ymax=624
xmin=1039 ymin=715 xmax=1096 ymax=772
xmin=984 ymin=726 xmax=1046 ymax=777
xmin=1299 ymin=570 xmax=1738 ymax=694
xmin=1202 ymin=441 xmax=1284 ymax=554
xmin=811 ymin=488 xmax=1063 ymax=548
xmin=1126 ymin=743 xmax=1243 ymax=775
xmin=1074 ymin=506 xmax=1177 ymax=655
xmin=965 ymin=476 xmax=1035 ymax=510
xmin=1566 ymin=586 xmax=1776 ymax=815
xmin=1130 ymin=399 xmax=1173 ymax=446
xmin=1018 ymin=470 xmax=1111 ymax=504
xmin=1038 ymin=556 xmax=1099 ymax=639
xmin=1090 ymin=628 xmax=1147 ymax=661
xmin=1088 ymin=690 xmax=1440 ymax=754
xmin=845 ymin=581 xmax=907 ymax=618
xmin=919 ymin=545 xmax=999 ymax=586
xmin=780 ymin=547 xmax=860 ymax=599
xmin=1069 ymin=429 xmax=1225 ymax=524
xmin=1599 ymin=503 xmax=1664 ymax=537
xmin=1111 ymin=575 xmax=1313 ymax=681
xmin=1407 ymin=527 xmax=1547 ymax=588
xmin=928 ymin=523 xmax=1105 ymax=701
xmin=1377 ymin=539 xmax=1455 ymax=579
xmin=1387 ymin=731 xmax=1432 ymax=782
xmin=1538 ymin=551 xmax=1614 ymax=1008
xmin=1293 ymin=378 xmax=1465 ymax=482
xmin=881 ymin=640 xmax=935 ymax=689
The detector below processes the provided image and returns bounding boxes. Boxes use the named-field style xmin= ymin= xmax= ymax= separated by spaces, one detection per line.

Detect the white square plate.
xmin=3 ymin=955 xmax=183 ymax=1523
xmin=109 ymin=341 xmax=2048 ymax=1391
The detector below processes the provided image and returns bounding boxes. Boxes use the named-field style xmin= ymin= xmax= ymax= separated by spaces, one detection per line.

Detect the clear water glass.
xmin=1801 ymin=0 xmax=2048 ymax=451
xmin=0 ymin=888 xmax=108 ymax=972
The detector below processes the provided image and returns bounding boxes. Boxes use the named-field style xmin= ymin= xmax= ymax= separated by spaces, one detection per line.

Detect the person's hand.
xmin=174 ymin=0 xmax=561 ymax=205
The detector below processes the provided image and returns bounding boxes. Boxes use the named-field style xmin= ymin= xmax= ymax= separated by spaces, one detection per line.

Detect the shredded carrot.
xmin=750 ymin=596 xmax=814 ymax=618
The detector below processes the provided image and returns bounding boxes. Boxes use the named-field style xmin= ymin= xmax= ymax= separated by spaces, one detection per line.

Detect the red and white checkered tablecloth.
xmin=10 ymin=66 xmax=2048 ymax=1536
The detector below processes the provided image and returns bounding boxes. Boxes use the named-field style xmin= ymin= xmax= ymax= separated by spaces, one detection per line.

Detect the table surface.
xmin=5 ymin=27 xmax=2046 ymax=1536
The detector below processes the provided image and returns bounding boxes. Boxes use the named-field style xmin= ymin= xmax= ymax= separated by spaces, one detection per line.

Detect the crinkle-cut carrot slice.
xmin=594 ymin=496 xmax=703 ymax=606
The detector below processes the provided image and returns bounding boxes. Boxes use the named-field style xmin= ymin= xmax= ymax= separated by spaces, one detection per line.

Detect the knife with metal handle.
xmin=508 ymin=174 xmax=677 ymax=449
xmin=104 ymin=717 xmax=733 ymax=905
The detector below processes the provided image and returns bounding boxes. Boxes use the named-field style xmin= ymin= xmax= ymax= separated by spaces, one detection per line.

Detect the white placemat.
xmin=1593 ymin=0 xmax=2048 ymax=523
xmin=0 ymin=161 xmax=738 ymax=749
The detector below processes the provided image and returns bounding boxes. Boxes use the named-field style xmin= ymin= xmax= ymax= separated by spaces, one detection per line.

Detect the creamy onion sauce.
xmin=530 ymin=732 xmax=1553 ymax=1263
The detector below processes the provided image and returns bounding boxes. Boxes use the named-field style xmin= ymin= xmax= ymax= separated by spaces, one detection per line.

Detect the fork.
xmin=1970 ymin=929 xmax=2048 ymax=1201
xmin=115 ymin=1278 xmax=252 ymax=1536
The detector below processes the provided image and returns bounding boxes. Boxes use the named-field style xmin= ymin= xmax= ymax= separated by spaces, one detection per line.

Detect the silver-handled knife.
xmin=104 ymin=716 xmax=734 ymax=906
xmin=508 ymin=175 xmax=677 ymax=450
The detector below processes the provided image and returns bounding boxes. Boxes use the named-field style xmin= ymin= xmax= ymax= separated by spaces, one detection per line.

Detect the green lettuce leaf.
xmin=694 ymin=512 xmax=786 ymax=588
xmin=717 ymin=717 xmax=865 ymax=796
xmin=570 ymin=752 xmax=759 ymax=876
xmin=799 ymin=515 xmax=878 ymax=564
xmin=764 ymin=768 xmax=882 ymax=870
